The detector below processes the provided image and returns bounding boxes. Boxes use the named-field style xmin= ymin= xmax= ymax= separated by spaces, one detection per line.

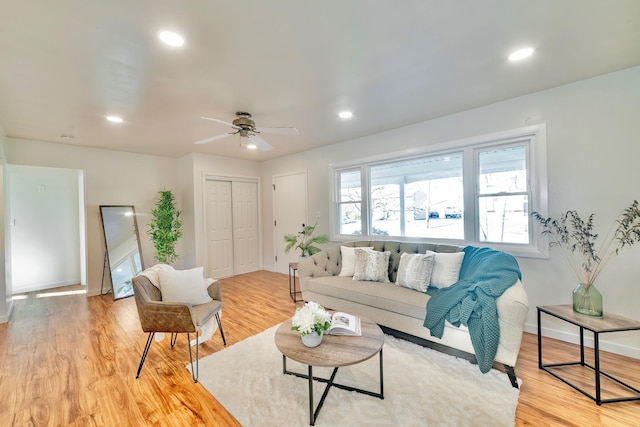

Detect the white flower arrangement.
xmin=291 ymin=301 xmax=332 ymax=336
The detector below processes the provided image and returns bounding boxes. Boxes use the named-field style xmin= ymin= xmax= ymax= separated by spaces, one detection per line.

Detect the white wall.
xmin=260 ymin=66 xmax=640 ymax=358
xmin=3 ymin=138 xmax=179 ymax=296
xmin=8 ymin=165 xmax=81 ymax=292
xmin=0 ymin=127 xmax=10 ymax=323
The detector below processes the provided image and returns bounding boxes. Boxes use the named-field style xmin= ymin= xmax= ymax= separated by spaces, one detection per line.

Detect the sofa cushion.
xmin=427 ymin=251 xmax=465 ymax=289
xmin=395 ymin=252 xmax=436 ymax=292
xmin=306 ymin=275 xmax=429 ymax=320
xmin=353 ymin=249 xmax=391 ymax=282
xmin=339 ymin=246 xmax=373 ymax=276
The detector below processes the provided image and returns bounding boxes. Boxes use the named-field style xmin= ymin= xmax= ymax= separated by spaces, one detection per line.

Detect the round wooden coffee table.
xmin=275 ymin=317 xmax=384 ymax=426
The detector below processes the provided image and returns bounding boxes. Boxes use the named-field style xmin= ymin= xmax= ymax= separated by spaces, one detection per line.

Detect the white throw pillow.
xmin=158 ymin=266 xmax=213 ymax=305
xmin=395 ymin=252 xmax=436 ymax=292
xmin=339 ymin=246 xmax=374 ymax=276
xmin=426 ymin=251 xmax=465 ymax=289
xmin=353 ymin=249 xmax=391 ymax=282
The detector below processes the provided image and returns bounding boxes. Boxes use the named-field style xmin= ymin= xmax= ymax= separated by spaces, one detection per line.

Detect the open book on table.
xmin=326 ymin=312 xmax=361 ymax=336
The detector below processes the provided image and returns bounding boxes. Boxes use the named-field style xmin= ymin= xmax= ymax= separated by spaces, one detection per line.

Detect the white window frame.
xmin=329 ymin=124 xmax=548 ymax=258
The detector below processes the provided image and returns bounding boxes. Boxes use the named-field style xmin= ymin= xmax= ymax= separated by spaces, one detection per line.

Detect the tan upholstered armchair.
xmin=132 ymin=274 xmax=226 ymax=383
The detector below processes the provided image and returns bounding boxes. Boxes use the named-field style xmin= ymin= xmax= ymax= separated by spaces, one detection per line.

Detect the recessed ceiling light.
xmin=246 ymin=144 xmax=257 ymax=150
xmin=508 ymin=47 xmax=534 ymax=61
xmin=158 ymin=31 xmax=185 ymax=47
xmin=106 ymin=115 xmax=123 ymax=123
xmin=339 ymin=111 xmax=353 ymax=119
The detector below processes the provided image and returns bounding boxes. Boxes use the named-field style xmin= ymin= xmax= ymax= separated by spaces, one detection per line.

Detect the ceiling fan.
xmin=195 ymin=111 xmax=299 ymax=151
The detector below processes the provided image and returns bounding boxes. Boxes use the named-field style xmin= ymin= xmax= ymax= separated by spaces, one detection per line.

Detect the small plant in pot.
xmin=284 ymin=222 xmax=329 ymax=258
xmin=532 ymin=200 xmax=640 ymax=317
xmin=148 ymin=190 xmax=183 ymax=264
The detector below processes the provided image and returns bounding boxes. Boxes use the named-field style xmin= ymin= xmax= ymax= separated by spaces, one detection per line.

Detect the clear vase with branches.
xmin=532 ymin=200 xmax=640 ymax=317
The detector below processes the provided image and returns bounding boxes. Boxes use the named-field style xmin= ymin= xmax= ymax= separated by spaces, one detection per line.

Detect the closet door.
xmin=205 ymin=180 xmax=233 ymax=278
xmin=232 ymin=181 xmax=259 ymax=275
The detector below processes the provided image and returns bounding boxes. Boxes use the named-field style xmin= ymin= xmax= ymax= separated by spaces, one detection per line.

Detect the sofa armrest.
xmin=495 ymin=279 xmax=529 ymax=363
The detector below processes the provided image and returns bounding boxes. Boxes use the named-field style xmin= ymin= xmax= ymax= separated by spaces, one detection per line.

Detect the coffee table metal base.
xmin=282 ymin=350 xmax=384 ymax=426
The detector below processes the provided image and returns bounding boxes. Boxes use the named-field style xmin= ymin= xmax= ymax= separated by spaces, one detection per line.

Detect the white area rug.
xmin=192 ymin=325 xmax=520 ymax=427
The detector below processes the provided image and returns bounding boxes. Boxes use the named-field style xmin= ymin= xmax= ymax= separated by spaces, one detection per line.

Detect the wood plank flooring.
xmin=0 ymin=271 xmax=638 ymax=426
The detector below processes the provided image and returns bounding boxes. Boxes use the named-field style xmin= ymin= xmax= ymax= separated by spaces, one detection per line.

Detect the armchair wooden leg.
xmin=136 ymin=332 xmax=155 ymax=379
xmin=187 ymin=332 xmax=199 ymax=383
xmin=215 ymin=313 xmax=227 ymax=346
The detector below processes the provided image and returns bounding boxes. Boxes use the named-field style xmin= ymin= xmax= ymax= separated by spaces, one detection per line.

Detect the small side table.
xmin=538 ymin=304 xmax=640 ymax=405
xmin=288 ymin=262 xmax=302 ymax=302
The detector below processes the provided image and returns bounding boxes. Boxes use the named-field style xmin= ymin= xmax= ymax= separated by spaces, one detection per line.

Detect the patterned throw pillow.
xmin=395 ymin=252 xmax=436 ymax=292
xmin=339 ymin=246 xmax=374 ymax=276
xmin=353 ymin=249 xmax=391 ymax=282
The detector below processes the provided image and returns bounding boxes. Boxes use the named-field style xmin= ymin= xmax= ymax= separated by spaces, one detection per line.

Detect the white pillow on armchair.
xmin=158 ymin=266 xmax=213 ymax=305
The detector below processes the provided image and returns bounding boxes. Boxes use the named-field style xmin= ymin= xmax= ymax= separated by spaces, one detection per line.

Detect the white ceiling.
xmin=1 ymin=1 xmax=639 ymax=161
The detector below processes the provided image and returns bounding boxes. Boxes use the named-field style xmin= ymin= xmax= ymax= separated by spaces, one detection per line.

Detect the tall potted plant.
xmin=284 ymin=223 xmax=329 ymax=258
xmin=532 ymin=200 xmax=640 ymax=317
xmin=148 ymin=190 xmax=183 ymax=264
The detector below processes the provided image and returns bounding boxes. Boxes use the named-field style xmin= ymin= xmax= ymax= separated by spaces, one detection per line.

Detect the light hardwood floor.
xmin=1 ymin=271 xmax=638 ymax=426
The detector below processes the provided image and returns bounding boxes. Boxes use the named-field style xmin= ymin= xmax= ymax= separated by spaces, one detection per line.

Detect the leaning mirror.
xmin=99 ymin=205 xmax=144 ymax=300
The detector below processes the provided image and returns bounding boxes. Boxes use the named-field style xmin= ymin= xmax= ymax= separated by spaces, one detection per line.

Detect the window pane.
xmin=370 ymin=154 xmax=464 ymax=239
xmin=370 ymin=183 xmax=398 ymax=236
xmin=339 ymin=170 xmax=361 ymax=202
xmin=478 ymin=145 xmax=527 ymax=194
xmin=478 ymin=195 xmax=529 ymax=243
xmin=339 ymin=203 xmax=362 ymax=235
xmin=338 ymin=170 xmax=362 ymax=235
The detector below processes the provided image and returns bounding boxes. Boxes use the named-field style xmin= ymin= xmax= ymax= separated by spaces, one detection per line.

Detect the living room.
xmin=1 ymin=1 xmax=639 ymax=425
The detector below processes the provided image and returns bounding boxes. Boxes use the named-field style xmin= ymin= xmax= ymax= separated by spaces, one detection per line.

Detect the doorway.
xmin=204 ymin=177 xmax=260 ymax=279
xmin=273 ymin=171 xmax=307 ymax=274
xmin=8 ymin=165 xmax=87 ymax=293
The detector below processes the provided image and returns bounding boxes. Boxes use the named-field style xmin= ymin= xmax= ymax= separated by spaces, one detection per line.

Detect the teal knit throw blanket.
xmin=423 ymin=246 xmax=522 ymax=373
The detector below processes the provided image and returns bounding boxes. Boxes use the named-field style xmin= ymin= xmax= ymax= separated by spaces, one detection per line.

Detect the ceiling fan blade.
xmin=201 ymin=116 xmax=234 ymax=127
xmin=247 ymin=133 xmax=273 ymax=151
xmin=257 ymin=126 xmax=299 ymax=135
xmin=194 ymin=133 xmax=233 ymax=145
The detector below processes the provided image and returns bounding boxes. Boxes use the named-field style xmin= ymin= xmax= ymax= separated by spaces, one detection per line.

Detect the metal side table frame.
xmin=538 ymin=304 xmax=640 ymax=405
xmin=282 ymin=350 xmax=384 ymax=426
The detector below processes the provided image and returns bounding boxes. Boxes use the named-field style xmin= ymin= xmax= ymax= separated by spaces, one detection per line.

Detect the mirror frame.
xmin=99 ymin=205 xmax=144 ymax=300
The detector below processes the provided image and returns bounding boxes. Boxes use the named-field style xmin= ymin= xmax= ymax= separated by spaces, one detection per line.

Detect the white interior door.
xmin=232 ymin=181 xmax=259 ymax=275
xmin=205 ymin=180 xmax=233 ymax=279
xmin=273 ymin=171 xmax=307 ymax=274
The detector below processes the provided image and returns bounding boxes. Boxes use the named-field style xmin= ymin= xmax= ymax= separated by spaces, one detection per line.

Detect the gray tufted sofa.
xmin=297 ymin=240 xmax=529 ymax=386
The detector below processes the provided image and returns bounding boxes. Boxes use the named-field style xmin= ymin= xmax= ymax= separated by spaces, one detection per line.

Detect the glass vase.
xmin=572 ymin=283 xmax=603 ymax=318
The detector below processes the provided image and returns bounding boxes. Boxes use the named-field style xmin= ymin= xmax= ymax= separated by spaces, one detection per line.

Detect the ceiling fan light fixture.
xmin=158 ymin=31 xmax=185 ymax=47
xmin=246 ymin=143 xmax=257 ymax=150
xmin=338 ymin=111 xmax=353 ymax=119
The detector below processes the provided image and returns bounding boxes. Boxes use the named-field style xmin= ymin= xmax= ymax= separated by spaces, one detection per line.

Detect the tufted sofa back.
xmin=298 ymin=240 xmax=462 ymax=283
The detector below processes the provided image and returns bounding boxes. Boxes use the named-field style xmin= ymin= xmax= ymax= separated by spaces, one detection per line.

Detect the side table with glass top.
xmin=537 ymin=304 xmax=640 ymax=405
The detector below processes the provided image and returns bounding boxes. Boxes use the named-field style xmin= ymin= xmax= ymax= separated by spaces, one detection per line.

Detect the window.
xmin=330 ymin=125 xmax=547 ymax=257
xmin=369 ymin=154 xmax=464 ymax=238
xmin=337 ymin=169 xmax=362 ymax=235
xmin=477 ymin=145 xmax=530 ymax=244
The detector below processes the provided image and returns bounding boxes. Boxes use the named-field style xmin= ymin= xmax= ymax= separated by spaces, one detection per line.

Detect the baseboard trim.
xmin=0 ymin=300 xmax=15 ymax=324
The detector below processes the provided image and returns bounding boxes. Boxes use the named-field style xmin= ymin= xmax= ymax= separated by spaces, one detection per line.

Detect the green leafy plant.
xmin=148 ymin=190 xmax=183 ymax=264
xmin=532 ymin=200 xmax=640 ymax=287
xmin=284 ymin=223 xmax=329 ymax=257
